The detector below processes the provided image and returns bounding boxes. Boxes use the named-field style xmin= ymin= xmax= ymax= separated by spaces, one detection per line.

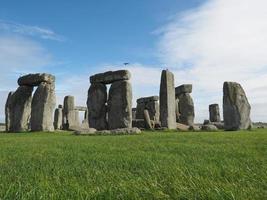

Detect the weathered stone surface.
xmin=5 ymin=92 xmax=13 ymax=132
xmin=203 ymin=119 xmax=210 ymax=125
xmin=31 ymin=82 xmax=56 ymax=131
xmin=53 ymin=108 xmax=62 ymax=130
xmin=107 ymin=80 xmax=132 ymax=129
xmin=136 ymin=96 xmax=159 ymax=104
xmin=177 ymin=93 xmax=195 ymax=126
xmin=87 ymin=83 xmax=107 ymax=130
xmin=211 ymin=122 xmax=224 ymax=129
xmin=136 ymin=99 xmax=159 ymax=122
xmin=74 ymin=128 xmax=97 ymax=135
xmin=202 ymin=124 xmax=218 ymax=131
xmin=132 ymin=119 xmax=146 ymax=129
xmin=175 ymin=98 xmax=180 ymax=122
xmin=18 ymin=73 xmax=55 ymax=86
xmin=189 ymin=125 xmax=201 ymax=131
xmin=8 ymin=86 xmax=33 ymax=132
xmin=175 ymin=84 xmax=192 ymax=96
xmin=223 ymin=82 xmax=251 ymax=131
xmin=90 ymin=70 xmax=131 ymax=84
xmin=97 ymin=127 xmax=141 ymax=135
xmin=132 ymin=108 xmax=136 ymax=120
xmin=159 ymin=70 xmax=176 ymax=129
xmin=75 ymin=106 xmax=87 ymax=111
xmin=63 ymin=96 xmax=80 ymax=130
xmin=209 ymin=104 xmax=221 ymax=122
xmin=177 ymin=123 xmax=190 ymax=131
xmin=144 ymin=109 xmax=153 ymax=129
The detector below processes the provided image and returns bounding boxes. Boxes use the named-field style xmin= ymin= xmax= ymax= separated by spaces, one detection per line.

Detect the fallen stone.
xmin=178 ymin=93 xmax=195 ymax=126
xmin=18 ymin=73 xmax=55 ymax=86
xmin=177 ymin=123 xmax=190 ymax=131
xmin=209 ymin=104 xmax=221 ymax=122
xmin=90 ymin=70 xmax=131 ymax=84
xmin=160 ymin=70 xmax=176 ymax=129
xmin=202 ymin=124 xmax=218 ymax=131
xmin=97 ymin=127 xmax=141 ymax=135
xmin=175 ymin=84 xmax=192 ymax=96
xmin=87 ymin=83 xmax=107 ymax=130
xmin=74 ymin=128 xmax=97 ymax=135
xmin=31 ymin=82 xmax=56 ymax=131
xmin=8 ymin=86 xmax=33 ymax=132
xmin=107 ymin=80 xmax=132 ymax=130
xmin=189 ymin=125 xmax=201 ymax=131
xmin=223 ymin=82 xmax=251 ymax=131
xmin=211 ymin=122 xmax=224 ymax=130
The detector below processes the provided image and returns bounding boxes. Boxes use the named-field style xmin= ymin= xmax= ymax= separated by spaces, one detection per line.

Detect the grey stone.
xmin=209 ymin=104 xmax=221 ymax=122
xmin=97 ymin=127 xmax=141 ymax=135
xmin=132 ymin=108 xmax=136 ymax=120
xmin=136 ymin=99 xmax=159 ymax=122
xmin=175 ymin=84 xmax=192 ymax=96
xmin=87 ymin=83 xmax=107 ymax=130
xmin=18 ymin=73 xmax=55 ymax=86
xmin=144 ymin=109 xmax=153 ymax=130
xmin=90 ymin=70 xmax=131 ymax=84
xmin=53 ymin=108 xmax=63 ymax=130
xmin=203 ymin=119 xmax=210 ymax=125
xmin=31 ymin=82 xmax=56 ymax=131
xmin=202 ymin=124 xmax=218 ymax=131
xmin=223 ymin=82 xmax=251 ymax=131
xmin=74 ymin=128 xmax=97 ymax=135
xmin=58 ymin=104 xmax=63 ymax=108
xmin=62 ymin=96 xmax=80 ymax=130
xmin=136 ymin=96 xmax=159 ymax=104
xmin=175 ymin=98 xmax=180 ymax=122
xmin=189 ymin=125 xmax=201 ymax=131
xmin=5 ymin=92 xmax=14 ymax=132
xmin=176 ymin=123 xmax=190 ymax=131
xmin=211 ymin=122 xmax=224 ymax=130
xmin=107 ymin=80 xmax=132 ymax=129
xmin=8 ymin=86 xmax=33 ymax=132
xmin=159 ymin=70 xmax=176 ymax=129
xmin=132 ymin=119 xmax=146 ymax=129
xmin=75 ymin=106 xmax=87 ymax=111
xmin=177 ymin=93 xmax=195 ymax=126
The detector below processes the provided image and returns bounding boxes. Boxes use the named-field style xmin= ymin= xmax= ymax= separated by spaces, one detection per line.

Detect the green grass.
xmin=0 ymin=129 xmax=266 ymax=200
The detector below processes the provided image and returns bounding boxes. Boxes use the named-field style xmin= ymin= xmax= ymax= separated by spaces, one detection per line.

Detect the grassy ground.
xmin=0 ymin=129 xmax=266 ymax=200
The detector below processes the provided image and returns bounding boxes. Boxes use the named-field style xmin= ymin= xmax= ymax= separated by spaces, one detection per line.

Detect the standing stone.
xmin=107 ymin=80 xmax=132 ymax=129
xmin=9 ymin=86 xmax=33 ymax=132
xmin=31 ymin=82 xmax=56 ymax=131
xmin=132 ymin=108 xmax=136 ymax=120
xmin=159 ymin=70 xmax=176 ymax=129
xmin=5 ymin=92 xmax=14 ymax=132
xmin=178 ymin=93 xmax=195 ymax=126
xmin=87 ymin=83 xmax=107 ymax=130
xmin=223 ymin=82 xmax=251 ymax=130
xmin=53 ymin=107 xmax=63 ymax=130
xmin=175 ymin=98 xmax=180 ymax=122
xmin=144 ymin=109 xmax=153 ymax=130
xmin=209 ymin=104 xmax=221 ymax=122
xmin=62 ymin=96 xmax=80 ymax=129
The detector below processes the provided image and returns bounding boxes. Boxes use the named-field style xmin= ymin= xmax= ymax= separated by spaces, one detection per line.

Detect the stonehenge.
xmin=175 ymin=84 xmax=195 ymax=126
xmin=5 ymin=73 xmax=56 ymax=132
xmin=87 ymin=70 xmax=132 ymax=130
xmin=160 ymin=70 xmax=176 ymax=129
xmin=3 ymin=69 xmax=254 ymax=134
xmin=223 ymin=82 xmax=251 ymax=131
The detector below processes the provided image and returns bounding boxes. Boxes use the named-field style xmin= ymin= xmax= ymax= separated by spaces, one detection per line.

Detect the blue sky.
xmin=1 ymin=0 xmax=267 ymax=123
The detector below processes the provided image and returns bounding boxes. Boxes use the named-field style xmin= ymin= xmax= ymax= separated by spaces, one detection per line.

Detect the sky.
xmin=0 ymin=0 xmax=267 ymax=123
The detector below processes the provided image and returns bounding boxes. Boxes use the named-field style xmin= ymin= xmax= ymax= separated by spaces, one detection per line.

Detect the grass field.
xmin=0 ymin=129 xmax=266 ymax=200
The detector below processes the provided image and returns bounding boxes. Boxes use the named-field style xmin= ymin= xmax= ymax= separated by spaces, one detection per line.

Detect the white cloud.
xmin=0 ymin=20 xmax=64 ymax=41
xmin=155 ymin=0 xmax=267 ymax=122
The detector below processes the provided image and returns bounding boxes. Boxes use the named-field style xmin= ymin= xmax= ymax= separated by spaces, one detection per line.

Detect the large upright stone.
xmin=223 ymin=82 xmax=251 ymax=130
xmin=8 ymin=86 xmax=33 ymax=132
xmin=5 ymin=92 xmax=14 ymax=132
xmin=31 ymin=82 xmax=56 ymax=131
xmin=53 ymin=106 xmax=63 ymax=130
xmin=63 ymin=96 xmax=80 ymax=129
xmin=178 ymin=93 xmax=195 ymax=126
xmin=209 ymin=104 xmax=221 ymax=122
xmin=90 ymin=70 xmax=131 ymax=84
xmin=18 ymin=73 xmax=55 ymax=86
xmin=159 ymin=70 xmax=176 ymax=129
xmin=107 ymin=80 xmax=132 ymax=129
xmin=87 ymin=83 xmax=107 ymax=130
